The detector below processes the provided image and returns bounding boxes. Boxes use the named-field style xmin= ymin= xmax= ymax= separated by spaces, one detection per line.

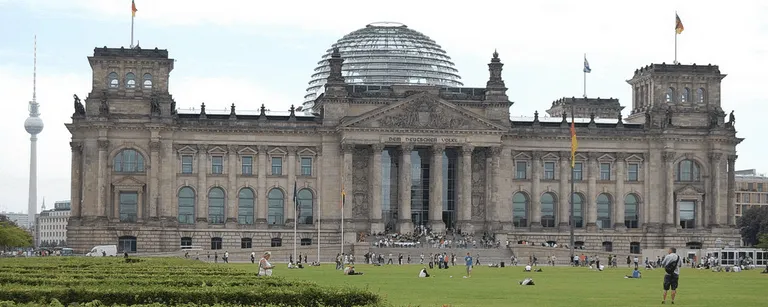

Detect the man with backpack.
xmin=661 ymin=247 xmax=682 ymax=304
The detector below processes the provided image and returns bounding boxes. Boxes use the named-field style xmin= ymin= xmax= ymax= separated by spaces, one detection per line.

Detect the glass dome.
xmin=303 ymin=22 xmax=463 ymax=111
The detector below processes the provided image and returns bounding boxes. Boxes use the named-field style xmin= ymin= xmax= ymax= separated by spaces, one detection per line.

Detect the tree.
xmin=737 ymin=206 xmax=768 ymax=246
xmin=757 ymin=234 xmax=768 ymax=250
xmin=0 ymin=215 xmax=33 ymax=250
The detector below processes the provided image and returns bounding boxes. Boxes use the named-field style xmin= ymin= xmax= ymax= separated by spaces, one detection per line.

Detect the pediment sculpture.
xmin=378 ymin=97 xmax=469 ymax=129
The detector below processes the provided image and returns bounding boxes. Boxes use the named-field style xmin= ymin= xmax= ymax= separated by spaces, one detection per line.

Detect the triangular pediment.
xmin=676 ymin=185 xmax=704 ymax=195
xmin=513 ymin=152 xmax=532 ymax=160
xmin=341 ymin=93 xmax=507 ymax=131
xmin=625 ymin=154 xmax=644 ymax=162
xmin=238 ymin=146 xmax=258 ymax=155
xmin=298 ymin=148 xmax=317 ymax=157
xmin=176 ymin=145 xmax=197 ymax=154
xmin=574 ymin=153 xmax=588 ymax=161
xmin=598 ymin=154 xmax=616 ymax=162
xmin=208 ymin=146 xmax=227 ymax=155
xmin=268 ymin=147 xmax=287 ymax=156
xmin=541 ymin=152 xmax=560 ymax=161
xmin=112 ymin=176 xmax=146 ymax=187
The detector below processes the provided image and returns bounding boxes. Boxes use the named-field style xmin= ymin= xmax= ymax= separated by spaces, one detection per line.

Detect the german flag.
xmin=675 ymin=13 xmax=684 ymax=34
xmin=341 ymin=184 xmax=346 ymax=210
xmin=570 ymin=121 xmax=578 ymax=168
xmin=132 ymin=0 xmax=137 ymax=18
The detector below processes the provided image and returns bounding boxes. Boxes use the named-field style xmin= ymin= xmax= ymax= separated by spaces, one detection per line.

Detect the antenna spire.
xmin=32 ymin=35 xmax=37 ymax=103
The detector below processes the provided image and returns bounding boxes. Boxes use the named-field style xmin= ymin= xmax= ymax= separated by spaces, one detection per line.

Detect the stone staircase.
xmin=510 ymin=244 xmax=639 ymax=266
xmin=369 ymin=246 xmax=513 ymax=265
xmin=136 ymin=243 xmax=369 ymax=264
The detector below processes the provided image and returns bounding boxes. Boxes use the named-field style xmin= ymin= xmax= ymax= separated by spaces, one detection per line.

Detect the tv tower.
xmin=24 ymin=36 xmax=43 ymax=229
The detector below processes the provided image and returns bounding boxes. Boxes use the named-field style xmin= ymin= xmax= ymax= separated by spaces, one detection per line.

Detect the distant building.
xmin=735 ymin=169 xmax=768 ymax=218
xmin=36 ymin=201 xmax=71 ymax=248
xmin=1 ymin=211 xmax=30 ymax=228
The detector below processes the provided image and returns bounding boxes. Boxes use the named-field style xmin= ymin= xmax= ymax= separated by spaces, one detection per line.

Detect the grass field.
xmin=235 ymin=262 xmax=767 ymax=307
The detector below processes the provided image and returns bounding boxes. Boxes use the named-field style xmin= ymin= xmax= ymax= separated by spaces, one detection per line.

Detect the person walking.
xmin=464 ymin=252 xmax=473 ymax=278
xmin=661 ymin=247 xmax=682 ymax=304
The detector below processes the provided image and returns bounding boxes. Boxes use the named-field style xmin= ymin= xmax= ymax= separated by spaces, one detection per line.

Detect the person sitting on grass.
xmin=524 ymin=264 xmax=532 ymax=272
xmin=419 ymin=267 xmax=430 ymax=278
xmin=344 ymin=265 xmax=363 ymax=275
xmin=519 ymin=278 xmax=535 ymax=285
xmin=625 ymin=268 xmax=642 ymax=278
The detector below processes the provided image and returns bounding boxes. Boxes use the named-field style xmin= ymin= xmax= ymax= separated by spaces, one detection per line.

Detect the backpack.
xmin=664 ymin=255 xmax=680 ymax=275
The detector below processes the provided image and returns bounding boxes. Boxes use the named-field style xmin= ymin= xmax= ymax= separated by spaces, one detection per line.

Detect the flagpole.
xmin=569 ymin=104 xmax=576 ymax=263
xmin=674 ymin=11 xmax=678 ymax=64
xmin=130 ymin=13 xmax=134 ymax=48
xmin=341 ymin=180 xmax=345 ymax=256
xmin=317 ymin=191 xmax=321 ymax=264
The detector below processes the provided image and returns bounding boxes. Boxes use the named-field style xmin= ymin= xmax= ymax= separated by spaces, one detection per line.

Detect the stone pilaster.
xmin=614 ymin=152 xmax=626 ymax=230
xmin=69 ymin=142 xmax=83 ymax=219
xmin=370 ymin=143 xmax=385 ymax=233
xmin=256 ymin=145 xmax=268 ymax=225
xmin=196 ymin=144 xmax=208 ymax=223
xmin=558 ymin=151 xmax=570 ymax=229
xmin=97 ymin=139 xmax=109 ymax=218
xmin=662 ymin=151 xmax=676 ymax=230
xmin=458 ymin=145 xmax=473 ymax=232
xmin=286 ymin=146 xmax=298 ymax=225
xmin=161 ymin=140 xmax=174 ymax=219
xmin=530 ymin=151 xmax=542 ymax=229
xmin=708 ymin=152 xmax=722 ymax=227
xmin=314 ymin=146 xmax=323 ymax=229
xmin=488 ymin=146 xmax=502 ymax=231
xmin=148 ymin=141 xmax=161 ymax=220
xmin=226 ymin=145 xmax=238 ymax=225
xmin=727 ymin=155 xmax=737 ymax=227
xmin=497 ymin=147 xmax=513 ymax=231
xmin=586 ymin=152 xmax=598 ymax=231
xmin=341 ymin=144 xmax=355 ymax=229
xmin=429 ymin=145 xmax=446 ymax=233
xmin=397 ymin=144 xmax=414 ymax=234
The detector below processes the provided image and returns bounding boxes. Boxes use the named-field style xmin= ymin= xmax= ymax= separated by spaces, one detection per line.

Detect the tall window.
xmin=142 ymin=73 xmax=152 ymax=89
xmin=271 ymin=157 xmax=283 ymax=175
xmin=181 ymin=155 xmax=194 ymax=174
xmin=241 ymin=156 xmax=253 ymax=175
xmin=513 ymin=192 xmax=529 ymax=227
xmin=515 ymin=161 xmax=527 ymax=179
xmin=268 ymin=188 xmax=284 ymax=225
xmin=126 ymin=72 xmax=136 ymax=89
xmin=597 ymin=193 xmax=612 ymax=229
xmin=300 ymin=157 xmax=312 ymax=176
xmin=442 ymin=150 xmax=458 ymax=230
xmin=665 ymin=87 xmax=675 ymax=103
xmin=624 ymin=194 xmax=639 ymax=228
xmin=297 ymin=189 xmax=313 ymax=224
xmin=599 ymin=163 xmax=611 ymax=181
xmin=119 ymin=192 xmax=138 ymax=223
xmin=540 ymin=192 xmax=557 ymax=227
xmin=627 ymin=163 xmax=639 ymax=181
xmin=177 ymin=187 xmax=195 ymax=224
xmin=681 ymin=87 xmax=690 ymax=103
xmin=410 ymin=149 xmax=430 ymax=227
xmin=208 ymin=188 xmax=225 ymax=224
xmin=543 ymin=162 xmax=555 ymax=180
xmin=677 ymin=160 xmax=700 ymax=182
xmin=679 ymin=201 xmax=695 ymax=229
xmin=572 ymin=193 xmax=584 ymax=228
xmin=108 ymin=72 xmax=119 ymax=88
xmin=238 ymin=188 xmax=255 ymax=225
xmin=113 ymin=149 xmax=145 ymax=173
xmin=118 ymin=236 xmax=137 ymax=253
xmin=697 ymin=88 xmax=705 ymax=104
xmin=210 ymin=237 xmax=222 ymax=250
xmin=573 ymin=162 xmax=583 ymax=181
xmin=211 ymin=156 xmax=223 ymax=174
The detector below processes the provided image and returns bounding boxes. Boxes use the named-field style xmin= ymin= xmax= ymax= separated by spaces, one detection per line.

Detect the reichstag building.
xmin=66 ymin=23 xmax=742 ymax=254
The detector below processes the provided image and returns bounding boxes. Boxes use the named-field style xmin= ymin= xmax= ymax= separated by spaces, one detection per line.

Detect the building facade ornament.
xmin=662 ymin=151 xmax=676 ymax=162
xmin=149 ymin=141 xmax=162 ymax=152
xmin=97 ymin=140 xmax=110 ymax=150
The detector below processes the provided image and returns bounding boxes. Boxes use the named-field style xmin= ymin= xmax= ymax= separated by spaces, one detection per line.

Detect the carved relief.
xmin=287 ymin=146 xmax=298 ymax=155
xmin=488 ymin=147 xmax=502 ymax=158
xmin=97 ymin=140 xmax=110 ymax=150
xmin=727 ymin=155 xmax=737 ymax=163
xmin=471 ymin=149 xmax=487 ymax=220
xmin=662 ymin=152 xmax=676 ymax=163
xmin=352 ymin=147 xmax=371 ymax=219
xmin=197 ymin=144 xmax=209 ymax=152
xmin=431 ymin=144 xmax=446 ymax=155
xmin=70 ymin=142 xmax=83 ymax=153
xmin=340 ymin=143 xmax=355 ymax=154
xmin=708 ymin=152 xmax=723 ymax=161
xmin=257 ymin=145 xmax=268 ymax=152
xmin=371 ymin=143 xmax=386 ymax=152
xmin=378 ymin=96 xmax=470 ymax=129
xmin=461 ymin=145 xmax=474 ymax=156
xmin=149 ymin=141 xmax=161 ymax=152
xmin=227 ymin=145 xmax=239 ymax=153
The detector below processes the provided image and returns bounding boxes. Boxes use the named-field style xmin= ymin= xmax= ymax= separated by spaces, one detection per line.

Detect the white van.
xmin=86 ymin=245 xmax=117 ymax=257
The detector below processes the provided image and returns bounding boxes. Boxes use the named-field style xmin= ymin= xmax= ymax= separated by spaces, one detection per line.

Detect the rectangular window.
xmin=241 ymin=156 xmax=253 ymax=175
xmin=241 ymin=238 xmax=252 ymax=249
xmin=679 ymin=201 xmax=696 ymax=229
xmin=515 ymin=161 xmax=527 ymax=179
xmin=211 ymin=156 xmax=223 ymax=174
xmin=301 ymin=157 xmax=312 ymax=176
xmin=573 ymin=162 xmax=583 ymax=181
xmin=181 ymin=155 xmax=193 ymax=174
xmin=119 ymin=192 xmax=138 ymax=223
xmin=758 ymin=183 xmax=764 ymax=192
xmin=744 ymin=194 xmax=751 ymax=203
xmin=627 ymin=163 xmax=639 ymax=181
xmin=543 ymin=162 xmax=555 ymax=180
xmin=271 ymin=157 xmax=283 ymax=175
xmin=748 ymin=183 xmax=754 ymax=191
xmin=600 ymin=163 xmax=612 ymax=181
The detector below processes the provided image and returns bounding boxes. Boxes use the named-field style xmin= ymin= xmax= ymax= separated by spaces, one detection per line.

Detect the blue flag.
xmin=583 ymin=56 xmax=591 ymax=73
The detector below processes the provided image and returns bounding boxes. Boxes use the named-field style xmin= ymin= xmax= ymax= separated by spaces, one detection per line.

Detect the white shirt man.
xmin=524 ymin=265 xmax=532 ymax=272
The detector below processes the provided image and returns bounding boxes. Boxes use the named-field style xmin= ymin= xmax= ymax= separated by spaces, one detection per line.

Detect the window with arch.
xmin=681 ymin=87 xmax=690 ymax=103
xmin=540 ymin=192 xmax=557 ymax=228
xmin=237 ymin=188 xmax=255 ymax=225
xmin=677 ymin=159 xmax=701 ymax=182
xmin=268 ymin=188 xmax=285 ymax=225
xmin=178 ymin=187 xmax=195 ymax=224
xmin=696 ymin=88 xmax=705 ymax=104
xmin=113 ymin=149 xmax=145 ymax=173
xmin=597 ymin=193 xmax=612 ymax=229
xmin=208 ymin=188 xmax=225 ymax=224
xmin=512 ymin=192 xmax=529 ymax=227
xmin=126 ymin=72 xmax=136 ymax=89
xmin=624 ymin=194 xmax=640 ymax=229
xmin=143 ymin=73 xmax=153 ymax=89
xmin=108 ymin=72 xmax=119 ymax=88
xmin=297 ymin=189 xmax=313 ymax=225
xmin=665 ymin=87 xmax=675 ymax=103
xmin=571 ymin=193 xmax=584 ymax=228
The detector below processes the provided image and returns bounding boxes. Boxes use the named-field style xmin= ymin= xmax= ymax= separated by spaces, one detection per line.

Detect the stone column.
xmin=397 ymin=144 xmax=414 ymax=234
xmin=488 ymin=147 xmax=502 ymax=231
xmin=287 ymin=146 xmax=298 ymax=225
xmin=226 ymin=145 xmax=238 ymax=225
xmin=315 ymin=146 xmax=323 ymax=228
xmin=341 ymin=144 xmax=355 ymax=226
xmin=530 ymin=151 xmax=542 ymax=229
xmin=614 ymin=152 xmax=626 ymax=230
xmin=662 ymin=151 xmax=676 ymax=230
xmin=256 ymin=145 xmax=268 ymax=225
xmin=149 ymin=141 xmax=161 ymax=220
xmin=458 ymin=145 xmax=473 ymax=231
xmin=558 ymin=151 xmax=570 ymax=229
xmin=497 ymin=147 xmax=512 ymax=231
xmin=97 ymin=140 xmax=109 ymax=218
xmin=370 ymin=143 xmax=385 ymax=233
xmin=70 ymin=142 xmax=83 ymax=219
xmin=727 ymin=155 xmax=737 ymax=227
xmin=137 ymin=188 xmax=144 ymax=220
xmin=709 ymin=152 xmax=722 ymax=227
xmin=429 ymin=145 xmax=445 ymax=233
xmin=586 ymin=152 xmax=598 ymax=230
xmin=161 ymin=141 xmax=174 ymax=219
xmin=196 ymin=144 xmax=208 ymax=223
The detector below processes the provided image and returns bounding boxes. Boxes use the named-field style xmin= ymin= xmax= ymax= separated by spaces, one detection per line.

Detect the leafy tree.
xmin=0 ymin=214 xmax=33 ymax=250
xmin=757 ymin=233 xmax=768 ymax=250
xmin=737 ymin=206 xmax=768 ymax=246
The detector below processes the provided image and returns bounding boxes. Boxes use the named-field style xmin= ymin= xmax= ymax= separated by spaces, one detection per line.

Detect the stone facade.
xmin=66 ymin=47 xmax=743 ymax=255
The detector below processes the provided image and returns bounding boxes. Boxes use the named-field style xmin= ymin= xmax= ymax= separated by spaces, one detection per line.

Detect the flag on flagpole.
xmin=293 ymin=181 xmax=299 ymax=219
xmin=570 ymin=121 xmax=578 ymax=168
xmin=341 ymin=184 xmax=346 ymax=209
xmin=675 ymin=13 xmax=684 ymax=34
xmin=583 ymin=56 xmax=591 ymax=73
xmin=132 ymin=0 xmax=137 ymax=17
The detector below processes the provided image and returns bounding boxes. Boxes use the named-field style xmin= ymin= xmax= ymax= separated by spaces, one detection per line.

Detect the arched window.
xmin=297 ymin=189 xmax=313 ymax=225
xmin=108 ymin=72 xmax=119 ymax=88
xmin=540 ymin=192 xmax=557 ymax=228
xmin=125 ymin=72 xmax=136 ymax=89
xmin=178 ymin=187 xmax=195 ymax=224
xmin=208 ymin=188 xmax=225 ymax=224
xmin=237 ymin=188 xmax=255 ymax=225
xmin=697 ymin=88 xmax=705 ymax=104
xmin=512 ymin=192 xmax=529 ymax=227
xmin=143 ymin=73 xmax=153 ymax=89
xmin=268 ymin=188 xmax=284 ymax=225
xmin=113 ymin=149 xmax=145 ymax=173
xmin=624 ymin=194 xmax=640 ymax=229
xmin=572 ymin=193 xmax=584 ymax=228
xmin=597 ymin=193 xmax=612 ymax=229
xmin=681 ymin=87 xmax=690 ymax=103
xmin=677 ymin=159 xmax=701 ymax=182
xmin=665 ymin=87 xmax=675 ymax=103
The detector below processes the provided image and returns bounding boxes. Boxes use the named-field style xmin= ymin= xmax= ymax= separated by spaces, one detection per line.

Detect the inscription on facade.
xmin=383 ymin=136 xmax=465 ymax=144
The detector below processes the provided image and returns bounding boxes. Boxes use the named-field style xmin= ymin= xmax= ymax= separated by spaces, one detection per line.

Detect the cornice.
xmin=338 ymin=127 xmax=505 ymax=135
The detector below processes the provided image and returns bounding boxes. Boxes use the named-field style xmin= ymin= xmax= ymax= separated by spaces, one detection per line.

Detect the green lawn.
xmin=235 ymin=263 xmax=766 ymax=307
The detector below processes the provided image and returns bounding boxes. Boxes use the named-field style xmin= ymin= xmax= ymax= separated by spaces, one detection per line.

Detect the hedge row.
xmin=0 ymin=300 xmax=372 ymax=307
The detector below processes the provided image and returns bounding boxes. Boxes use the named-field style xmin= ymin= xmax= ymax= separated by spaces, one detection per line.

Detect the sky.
xmin=0 ymin=0 xmax=766 ymax=214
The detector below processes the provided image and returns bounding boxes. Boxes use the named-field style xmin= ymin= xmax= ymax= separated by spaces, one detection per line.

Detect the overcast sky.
xmin=0 ymin=0 xmax=766 ymax=214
